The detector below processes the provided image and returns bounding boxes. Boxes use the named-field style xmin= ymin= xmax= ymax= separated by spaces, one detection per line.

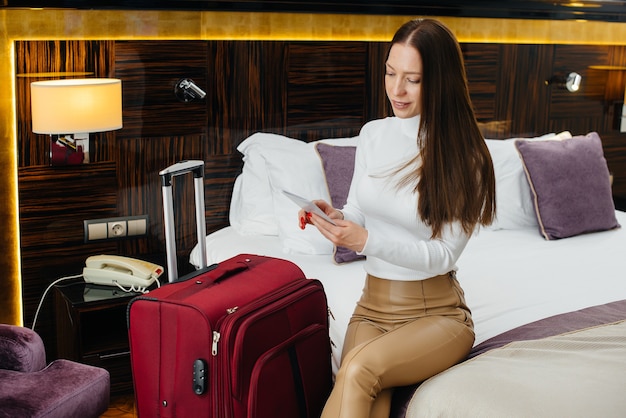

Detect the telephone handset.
xmin=83 ymin=255 xmax=164 ymax=290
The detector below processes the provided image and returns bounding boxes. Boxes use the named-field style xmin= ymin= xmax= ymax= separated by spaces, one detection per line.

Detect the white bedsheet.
xmin=190 ymin=211 xmax=626 ymax=375
xmin=409 ymin=320 xmax=626 ymax=418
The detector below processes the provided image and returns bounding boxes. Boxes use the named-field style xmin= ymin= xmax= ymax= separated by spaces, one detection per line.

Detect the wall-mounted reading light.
xmin=31 ymin=78 xmax=123 ymax=166
xmin=545 ymin=72 xmax=582 ymax=92
xmin=566 ymin=72 xmax=582 ymax=92
xmin=174 ymin=78 xmax=207 ymax=102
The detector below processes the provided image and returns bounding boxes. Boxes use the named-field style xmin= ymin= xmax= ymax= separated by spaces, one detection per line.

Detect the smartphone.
xmin=282 ymin=190 xmax=337 ymax=225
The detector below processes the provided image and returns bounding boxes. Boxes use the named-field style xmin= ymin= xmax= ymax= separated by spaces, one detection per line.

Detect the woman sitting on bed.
xmin=299 ymin=18 xmax=496 ymax=418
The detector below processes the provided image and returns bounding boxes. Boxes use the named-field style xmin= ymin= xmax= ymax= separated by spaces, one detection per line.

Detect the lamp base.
xmin=49 ymin=134 xmax=88 ymax=166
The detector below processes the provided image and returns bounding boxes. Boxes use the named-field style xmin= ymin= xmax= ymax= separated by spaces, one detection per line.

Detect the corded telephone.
xmin=83 ymin=255 xmax=164 ymax=291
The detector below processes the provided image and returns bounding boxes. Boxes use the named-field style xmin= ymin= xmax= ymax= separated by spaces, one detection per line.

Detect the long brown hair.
xmin=391 ymin=19 xmax=496 ymax=238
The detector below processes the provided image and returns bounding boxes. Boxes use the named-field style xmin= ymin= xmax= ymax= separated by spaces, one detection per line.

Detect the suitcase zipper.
xmin=212 ymin=330 xmax=220 ymax=356
xmin=211 ymin=306 xmax=239 ymax=356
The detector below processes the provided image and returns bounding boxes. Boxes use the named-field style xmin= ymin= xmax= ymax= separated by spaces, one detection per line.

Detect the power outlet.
xmin=108 ymin=221 xmax=127 ymax=238
xmin=84 ymin=215 xmax=149 ymax=242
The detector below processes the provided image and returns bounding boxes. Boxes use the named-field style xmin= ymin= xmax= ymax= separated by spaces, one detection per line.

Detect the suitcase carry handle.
xmin=174 ymin=260 xmax=249 ymax=286
xmin=159 ymin=160 xmax=208 ymax=283
xmin=211 ymin=262 xmax=249 ymax=284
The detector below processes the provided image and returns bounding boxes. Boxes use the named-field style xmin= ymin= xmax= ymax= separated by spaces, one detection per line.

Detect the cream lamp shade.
xmin=31 ymin=78 xmax=122 ymax=134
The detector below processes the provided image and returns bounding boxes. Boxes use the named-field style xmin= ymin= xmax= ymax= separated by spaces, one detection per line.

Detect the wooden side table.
xmin=55 ymin=282 xmax=141 ymax=395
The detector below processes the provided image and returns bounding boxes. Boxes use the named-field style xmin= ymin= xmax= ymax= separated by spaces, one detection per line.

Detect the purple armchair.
xmin=0 ymin=324 xmax=110 ymax=418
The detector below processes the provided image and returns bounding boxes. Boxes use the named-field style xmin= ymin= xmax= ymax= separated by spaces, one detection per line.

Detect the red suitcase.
xmin=128 ymin=254 xmax=332 ymax=417
xmin=128 ymin=161 xmax=332 ymax=417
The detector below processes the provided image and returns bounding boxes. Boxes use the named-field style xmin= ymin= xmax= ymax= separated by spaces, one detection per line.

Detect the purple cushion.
xmin=514 ymin=132 xmax=620 ymax=240
xmin=0 ymin=359 xmax=110 ymax=418
xmin=315 ymin=143 xmax=364 ymax=263
xmin=0 ymin=324 xmax=46 ymax=373
xmin=0 ymin=324 xmax=110 ymax=418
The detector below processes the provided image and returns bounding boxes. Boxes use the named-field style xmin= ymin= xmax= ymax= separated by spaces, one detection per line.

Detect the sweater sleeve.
xmin=361 ymin=221 xmax=470 ymax=274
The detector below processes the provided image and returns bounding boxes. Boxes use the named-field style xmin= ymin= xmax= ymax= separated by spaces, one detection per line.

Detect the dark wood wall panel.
xmin=500 ymin=44 xmax=555 ymax=137
xmin=549 ymin=45 xmax=608 ymax=121
xmin=115 ymin=41 xmax=208 ymax=139
xmin=207 ymin=41 xmax=288 ymax=152
xmin=18 ymin=164 xmax=118 ymax=249
xmin=14 ymin=38 xmax=626 ymax=360
xmin=114 ymin=136 xmax=241 ymax=260
xmin=18 ymin=162 xmax=118 ymax=358
xmin=365 ymin=42 xmax=392 ymax=121
xmin=115 ymin=135 xmax=208 ymax=258
xmin=607 ymin=46 xmax=626 ymax=105
xmin=286 ymin=42 xmax=367 ymax=140
xmin=463 ymin=43 xmax=500 ymax=121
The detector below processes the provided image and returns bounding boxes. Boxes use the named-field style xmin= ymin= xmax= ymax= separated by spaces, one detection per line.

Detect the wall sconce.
xmin=174 ymin=78 xmax=207 ymax=102
xmin=545 ymin=72 xmax=582 ymax=92
xmin=31 ymin=78 xmax=123 ymax=166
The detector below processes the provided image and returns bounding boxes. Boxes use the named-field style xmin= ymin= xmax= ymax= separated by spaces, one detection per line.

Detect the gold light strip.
xmin=4 ymin=10 xmax=626 ymax=44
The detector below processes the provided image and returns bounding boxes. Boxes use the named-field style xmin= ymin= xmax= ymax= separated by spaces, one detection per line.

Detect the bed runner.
xmin=469 ymin=298 xmax=626 ymax=358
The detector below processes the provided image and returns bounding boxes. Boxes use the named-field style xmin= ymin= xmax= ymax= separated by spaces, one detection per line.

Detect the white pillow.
xmin=230 ymin=132 xmax=307 ymax=236
xmin=230 ymin=131 xmax=359 ymax=255
xmin=268 ymin=136 xmax=359 ymax=254
xmin=265 ymin=144 xmax=333 ymax=254
xmin=229 ymin=164 xmax=276 ymax=236
xmin=486 ymin=131 xmax=572 ymax=230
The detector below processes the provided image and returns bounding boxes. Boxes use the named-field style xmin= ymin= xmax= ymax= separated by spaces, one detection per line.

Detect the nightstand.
xmin=55 ymin=282 xmax=141 ymax=395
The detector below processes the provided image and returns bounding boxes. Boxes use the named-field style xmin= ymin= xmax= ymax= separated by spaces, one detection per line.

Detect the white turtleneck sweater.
xmin=341 ymin=115 xmax=471 ymax=281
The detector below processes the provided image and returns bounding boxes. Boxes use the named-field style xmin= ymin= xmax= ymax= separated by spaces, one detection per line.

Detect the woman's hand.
xmin=298 ymin=200 xmax=368 ymax=253
xmin=298 ymin=200 xmax=343 ymax=225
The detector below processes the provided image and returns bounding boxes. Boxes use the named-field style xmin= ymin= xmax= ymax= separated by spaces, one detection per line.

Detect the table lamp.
xmin=31 ymin=78 xmax=122 ymax=166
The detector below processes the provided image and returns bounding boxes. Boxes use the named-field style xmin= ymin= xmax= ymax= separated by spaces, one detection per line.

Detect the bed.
xmin=189 ymin=129 xmax=626 ymax=417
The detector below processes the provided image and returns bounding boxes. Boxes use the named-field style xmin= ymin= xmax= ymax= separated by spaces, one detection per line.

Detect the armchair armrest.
xmin=0 ymin=324 xmax=46 ymax=372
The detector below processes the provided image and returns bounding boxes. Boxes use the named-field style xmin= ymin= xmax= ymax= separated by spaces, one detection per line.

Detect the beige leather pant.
xmin=321 ymin=272 xmax=475 ymax=418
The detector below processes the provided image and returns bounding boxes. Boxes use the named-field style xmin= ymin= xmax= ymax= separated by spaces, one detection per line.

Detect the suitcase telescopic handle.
xmin=159 ymin=160 xmax=208 ymax=283
xmin=159 ymin=160 xmax=205 ymax=186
